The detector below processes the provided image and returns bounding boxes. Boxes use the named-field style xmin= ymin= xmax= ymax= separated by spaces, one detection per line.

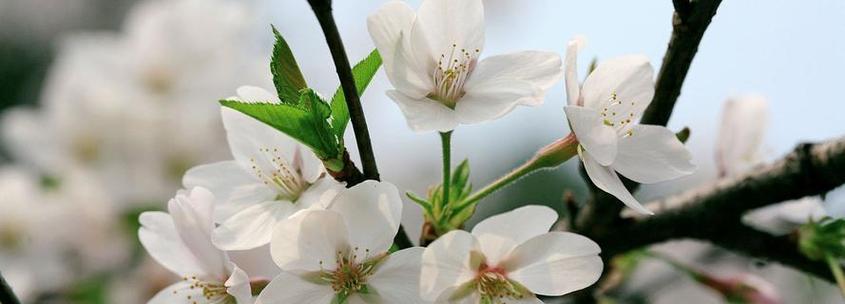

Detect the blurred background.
xmin=1 ymin=0 xmax=844 ymax=303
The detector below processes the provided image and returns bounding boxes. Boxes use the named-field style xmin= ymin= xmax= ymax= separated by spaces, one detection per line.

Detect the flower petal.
xmin=564 ymin=106 xmax=617 ymax=166
xmin=454 ymin=79 xmax=539 ymax=125
xmin=368 ymin=247 xmax=428 ymax=304
xmin=580 ymin=55 xmax=654 ymax=121
xmin=234 ymin=86 xmax=281 ymax=103
xmin=295 ymin=176 xmax=345 ymax=211
xmin=612 ymin=125 xmax=695 ymax=184
xmin=716 ymin=95 xmax=768 ymax=177
xmin=414 ymin=0 xmax=485 ymax=63
xmin=387 ymin=90 xmax=458 ymax=133
xmin=221 ymin=107 xmax=324 ymax=184
xmin=367 ymin=1 xmax=431 ymax=98
xmin=505 ymin=232 xmax=602 ymax=296
xmin=167 ymin=187 xmax=230 ymax=278
xmin=255 ymin=272 xmax=335 ymax=304
xmin=225 ymin=262 xmax=254 ymax=304
xmin=182 ymin=160 xmax=276 ymax=221
xmin=148 ymin=281 xmax=205 ymax=304
xmin=564 ymin=37 xmax=585 ymax=106
xmin=580 ymin=148 xmax=652 ymax=215
xmin=420 ymin=230 xmax=478 ymax=301
xmin=270 ymin=210 xmax=349 ymax=273
xmin=463 ymin=50 xmax=563 ymax=106
xmin=470 ymin=205 xmax=558 ymax=266
xmin=213 ymin=200 xmax=295 ymax=251
xmin=138 ymin=211 xmax=207 ymax=276
xmin=327 ymin=180 xmax=402 ymax=255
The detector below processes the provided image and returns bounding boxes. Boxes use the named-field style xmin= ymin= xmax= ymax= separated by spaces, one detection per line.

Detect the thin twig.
xmin=308 ymin=0 xmax=380 ymax=181
xmin=0 ymin=272 xmax=21 ymax=304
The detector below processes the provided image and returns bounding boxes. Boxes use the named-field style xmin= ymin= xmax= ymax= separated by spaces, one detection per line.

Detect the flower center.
xmin=249 ymin=147 xmax=309 ymax=201
xmin=430 ymin=44 xmax=479 ymax=108
xmin=317 ymin=249 xmax=387 ymax=303
xmin=473 ymin=262 xmax=531 ymax=303
xmin=600 ymin=91 xmax=637 ymax=137
xmin=176 ymin=275 xmax=236 ymax=304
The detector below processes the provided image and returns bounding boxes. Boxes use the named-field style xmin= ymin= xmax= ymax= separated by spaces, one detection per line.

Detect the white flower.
xmin=715 ymin=95 xmax=769 ymax=177
xmin=257 ymin=180 xmax=427 ymax=304
xmin=184 ymin=88 xmax=345 ymax=250
xmin=563 ymin=38 xmax=695 ymax=214
xmin=139 ymin=187 xmax=253 ymax=304
xmin=743 ymin=197 xmax=827 ymax=235
xmin=420 ymin=205 xmax=602 ymax=303
xmin=367 ymin=0 xmax=563 ymax=132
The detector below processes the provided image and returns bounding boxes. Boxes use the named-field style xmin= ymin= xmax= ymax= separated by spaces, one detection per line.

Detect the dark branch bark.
xmin=0 ymin=272 xmax=21 ymax=304
xmin=595 ymin=137 xmax=845 ymax=283
xmin=308 ymin=0 xmax=414 ymax=249
xmin=308 ymin=0 xmax=380 ymax=181
xmin=575 ymin=0 xmax=723 ymax=234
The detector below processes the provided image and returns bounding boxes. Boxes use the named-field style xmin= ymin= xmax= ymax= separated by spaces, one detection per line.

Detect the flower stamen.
xmin=430 ymin=44 xmax=479 ymax=108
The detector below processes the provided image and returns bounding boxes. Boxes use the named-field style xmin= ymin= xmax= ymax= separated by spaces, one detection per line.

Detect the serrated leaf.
xmin=270 ymin=25 xmax=307 ymax=104
xmin=330 ymin=49 xmax=382 ymax=137
xmin=220 ymin=93 xmax=340 ymax=160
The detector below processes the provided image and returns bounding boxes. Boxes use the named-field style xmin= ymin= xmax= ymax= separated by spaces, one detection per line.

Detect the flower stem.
xmin=0 ymin=272 xmax=21 ymax=304
xmin=825 ymin=253 xmax=845 ymax=299
xmin=453 ymin=133 xmax=579 ymax=213
xmin=440 ymin=131 xmax=453 ymax=214
xmin=308 ymin=0 xmax=379 ymax=181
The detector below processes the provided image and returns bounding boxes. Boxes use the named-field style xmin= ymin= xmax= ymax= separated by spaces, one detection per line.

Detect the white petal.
xmin=471 ymin=205 xmax=558 ymax=266
xmin=368 ymin=247 xmax=428 ymax=304
xmin=505 ymin=232 xmax=602 ymax=296
xmin=387 ymin=90 xmax=458 ymax=133
xmin=148 ymin=282 xmax=205 ymax=304
xmin=612 ymin=125 xmax=695 ymax=184
xmin=564 ymin=106 xmax=617 ymax=166
xmin=367 ymin=1 xmax=431 ymax=98
xmin=221 ymin=107 xmax=324 ymax=184
xmin=454 ymin=79 xmax=538 ymax=125
xmin=580 ymin=55 xmax=654 ymax=121
xmin=226 ymin=262 xmax=254 ymax=304
xmin=564 ymin=36 xmax=585 ymax=106
xmin=464 ymin=50 xmax=563 ymax=106
xmin=420 ymin=230 xmax=477 ymax=301
xmin=235 ymin=86 xmax=281 ymax=103
xmin=270 ymin=210 xmax=349 ymax=273
xmin=138 ymin=211 xmax=207 ymax=276
xmin=716 ymin=95 xmax=768 ymax=177
xmin=580 ymin=148 xmax=653 ymax=215
xmin=255 ymin=272 xmax=335 ymax=304
xmin=295 ymin=176 xmax=345 ymax=211
xmin=327 ymin=180 xmax=402 ymax=254
xmin=167 ymin=187 xmax=230 ymax=278
xmin=414 ymin=0 xmax=485 ymax=63
xmin=213 ymin=201 xmax=295 ymax=251
xmin=182 ymin=160 xmax=276 ymax=221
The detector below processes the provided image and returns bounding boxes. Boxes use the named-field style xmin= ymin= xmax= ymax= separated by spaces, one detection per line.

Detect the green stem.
xmin=440 ymin=131 xmax=453 ymax=215
xmin=826 ymin=253 xmax=845 ymax=299
xmin=453 ymin=133 xmax=578 ymax=213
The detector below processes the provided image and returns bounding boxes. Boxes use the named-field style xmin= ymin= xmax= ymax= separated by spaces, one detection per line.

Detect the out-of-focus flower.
xmin=716 ymin=95 xmax=769 ymax=178
xmin=139 ymin=187 xmax=254 ymax=304
xmin=563 ymin=37 xmax=695 ymax=214
xmin=744 ymin=197 xmax=827 ymax=235
xmin=420 ymin=205 xmax=602 ymax=303
xmin=184 ymin=104 xmax=344 ymax=251
xmin=698 ymin=273 xmax=782 ymax=304
xmin=1 ymin=0 xmax=268 ymax=206
xmin=257 ymin=181 xmax=426 ymax=304
xmin=367 ymin=0 xmax=562 ymax=132
xmin=0 ymin=167 xmax=69 ymax=301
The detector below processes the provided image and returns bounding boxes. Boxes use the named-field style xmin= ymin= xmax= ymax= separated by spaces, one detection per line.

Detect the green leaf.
xmin=330 ymin=49 xmax=382 ymax=136
xmin=270 ymin=25 xmax=308 ymax=104
xmin=220 ymin=91 xmax=340 ymax=160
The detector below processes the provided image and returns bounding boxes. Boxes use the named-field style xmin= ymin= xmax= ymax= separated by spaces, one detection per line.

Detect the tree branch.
xmin=596 ymin=137 xmax=845 ymax=282
xmin=308 ymin=0 xmax=380 ymax=181
xmin=308 ymin=0 xmax=414 ymax=249
xmin=0 ymin=272 xmax=21 ymax=304
xmin=575 ymin=0 xmax=723 ymax=233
